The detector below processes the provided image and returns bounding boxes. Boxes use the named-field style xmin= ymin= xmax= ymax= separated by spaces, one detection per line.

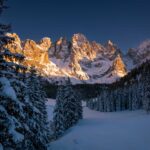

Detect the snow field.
xmin=46 ymin=99 xmax=150 ymax=150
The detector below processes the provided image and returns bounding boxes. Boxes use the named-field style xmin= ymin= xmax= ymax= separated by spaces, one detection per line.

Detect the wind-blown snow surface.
xmin=47 ymin=99 xmax=150 ymax=150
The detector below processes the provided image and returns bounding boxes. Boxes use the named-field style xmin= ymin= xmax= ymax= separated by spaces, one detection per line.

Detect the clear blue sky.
xmin=1 ymin=0 xmax=150 ymax=52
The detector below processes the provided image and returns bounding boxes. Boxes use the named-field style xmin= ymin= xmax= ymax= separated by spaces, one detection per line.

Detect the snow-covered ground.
xmin=47 ymin=99 xmax=150 ymax=150
xmin=46 ymin=99 xmax=56 ymax=121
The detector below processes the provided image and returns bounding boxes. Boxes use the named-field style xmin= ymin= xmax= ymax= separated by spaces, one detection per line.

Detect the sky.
xmin=1 ymin=0 xmax=150 ymax=52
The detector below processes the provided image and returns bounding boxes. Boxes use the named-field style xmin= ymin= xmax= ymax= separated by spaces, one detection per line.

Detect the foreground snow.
xmin=46 ymin=99 xmax=150 ymax=150
xmin=46 ymin=99 xmax=56 ymax=122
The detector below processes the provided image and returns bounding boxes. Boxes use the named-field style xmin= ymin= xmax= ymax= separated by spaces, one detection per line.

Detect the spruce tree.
xmin=53 ymin=78 xmax=83 ymax=138
xmin=0 ymin=1 xmax=50 ymax=149
xmin=75 ymin=90 xmax=83 ymax=119
xmin=53 ymin=85 xmax=65 ymax=138
xmin=25 ymin=67 xmax=49 ymax=149
xmin=103 ymin=90 xmax=107 ymax=112
xmin=63 ymin=79 xmax=78 ymax=129
xmin=0 ymin=1 xmax=27 ymax=148
xmin=99 ymin=91 xmax=104 ymax=112
xmin=132 ymin=83 xmax=139 ymax=110
xmin=128 ymin=86 xmax=133 ymax=110
xmin=116 ymin=88 xmax=121 ymax=111
xmin=0 ymin=77 xmax=25 ymax=149
xmin=143 ymin=72 xmax=150 ymax=113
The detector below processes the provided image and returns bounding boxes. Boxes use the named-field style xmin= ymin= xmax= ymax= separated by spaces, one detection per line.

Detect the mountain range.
xmin=5 ymin=33 xmax=150 ymax=84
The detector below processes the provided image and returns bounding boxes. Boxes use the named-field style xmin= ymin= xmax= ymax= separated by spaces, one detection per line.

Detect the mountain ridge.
xmin=5 ymin=33 xmax=149 ymax=84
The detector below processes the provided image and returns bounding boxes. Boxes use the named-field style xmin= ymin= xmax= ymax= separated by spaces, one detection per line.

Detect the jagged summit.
xmin=138 ymin=39 xmax=150 ymax=50
xmin=124 ymin=39 xmax=150 ymax=70
xmin=107 ymin=40 xmax=114 ymax=46
xmin=72 ymin=33 xmax=88 ymax=44
xmin=38 ymin=37 xmax=51 ymax=51
xmin=5 ymin=32 xmax=149 ymax=84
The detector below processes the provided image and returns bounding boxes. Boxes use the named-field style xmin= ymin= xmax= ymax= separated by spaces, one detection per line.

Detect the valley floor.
xmin=47 ymin=99 xmax=150 ymax=150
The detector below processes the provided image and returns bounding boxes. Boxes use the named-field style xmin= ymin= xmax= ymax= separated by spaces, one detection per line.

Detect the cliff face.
xmin=112 ymin=54 xmax=127 ymax=77
xmin=5 ymin=33 xmax=61 ymax=78
xmin=48 ymin=33 xmax=127 ymax=83
xmin=6 ymin=33 xmax=51 ymax=65
xmin=5 ymin=33 xmax=129 ymax=84
xmin=23 ymin=38 xmax=50 ymax=66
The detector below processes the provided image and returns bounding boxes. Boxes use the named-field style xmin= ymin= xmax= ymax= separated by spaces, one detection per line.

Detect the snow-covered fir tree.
xmin=53 ymin=85 xmax=65 ymax=138
xmin=110 ymin=91 xmax=115 ymax=112
xmin=63 ymin=79 xmax=81 ymax=129
xmin=0 ymin=77 xmax=25 ymax=149
xmin=0 ymin=1 xmax=50 ymax=148
xmin=0 ymin=2 xmax=26 ymax=148
xmin=25 ymin=67 xmax=49 ymax=149
xmin=97 ymin=94 xmax=102 ymax=111
xmin=143 ymin=68 xmax=150 ymax=113
xmin=0 ymin=35 xmax=34 ymax=149
xmin=76 ymin=95 xmax=83 ymax=119
xmin=128 ymin=85 xmax=133 ymax=110
xmin=0 ymin=47 xmax=50 ymax=149
xmin=132 ymin=83 xmax=139 ymax=110
xmin=53 ymin=78 xmax=83 ymax=138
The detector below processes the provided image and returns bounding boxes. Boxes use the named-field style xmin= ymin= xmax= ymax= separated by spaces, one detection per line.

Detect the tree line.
xmin=87 ymin=60 xmax=150 ymax=113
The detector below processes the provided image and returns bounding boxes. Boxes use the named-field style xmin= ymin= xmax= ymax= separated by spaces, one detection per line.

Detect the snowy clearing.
xmin=46 ymin=99 xmax=56 ymax=121
xmin=47 ymin=99 xmax=150 ymax=150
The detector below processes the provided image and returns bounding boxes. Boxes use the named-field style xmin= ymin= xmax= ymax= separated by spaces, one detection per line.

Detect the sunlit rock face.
xmin=23 ymin=39 xmax=50 ymax=66
xmin=112 ymin=54 xmax=127 ymax=77
xmin=5 ymin=32 xmax=129 ymax=84
xmin=5 ymin=33 xmax=23 ymax=53
xmin=38 ymin=37 xmax=51 ymax=51
xmin=49 ymin=33 xmax=127 ymax=83
xmin=5 ymin=33 xmax=61 ymax=78
xmin=6 ymin=33 xmax=52 ymax=65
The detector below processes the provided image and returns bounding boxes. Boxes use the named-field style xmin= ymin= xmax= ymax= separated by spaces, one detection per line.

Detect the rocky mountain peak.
xmin=112 ymin=54 xmax=127 ymax=77
xmin=38 ymin=37 xmax=51 ymax=51
xmin=5 ymin=33 xmax=22 ymax=53
xmin=6 ymin=32 xmax=149 ymax=84
xmin=56 ymin=37 xmax=67 ymax=45
xmin=72 ymin=33 xmax=88 ymax=45
xmin=107 ymin=40 xmax=114 ymax=46
xmin=71 ymin=33 xmax=96 ymax=60
xmin=49 ymin=37 xmax=71 ymax=59
xmin=6 ymin=33 xmax=21 ymax=44
xmin=5 ymin=33 xmax=60 ymax=77
xmin=138 ymin=39 xmax=150 ymax=50
xmin=104 ymin=40 xmax=119 ymax=57
xmin=125 ymin=39 xmax=150 ymax=69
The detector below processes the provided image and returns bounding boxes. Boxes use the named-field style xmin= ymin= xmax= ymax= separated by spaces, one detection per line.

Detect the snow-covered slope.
xmin=124 ymin=39 xmax=150 ymax=70
xmin=46 ymin=99 xmax=150 ymax=150
xmin=49 ymin=34 xmax=127 ymax=83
